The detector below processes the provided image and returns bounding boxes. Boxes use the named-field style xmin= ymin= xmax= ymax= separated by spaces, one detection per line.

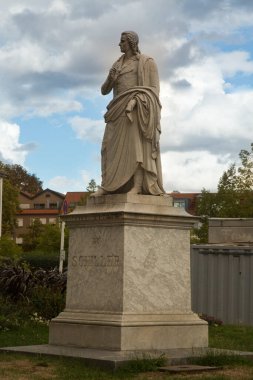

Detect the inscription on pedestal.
xmin=72 ymin=255 xmax=119 ymax=269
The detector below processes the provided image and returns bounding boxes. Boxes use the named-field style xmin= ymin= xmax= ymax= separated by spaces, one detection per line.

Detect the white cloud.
xmin=47 ymin=170 xmax=100 ymax=193
xmin=48 ymin=0 xmax=70 ymax=15
xmin=160 ymin=53 xmax=253 ymax=156
xmin=0 ymin=120 xmax=29 ymax=164
xmin=215 ymin=51 xmax=253 ymax=77
xmin=69 ymin=116 xmax=104 ymax=144
xmin=162 ymin=150 xmax=233 ymax=193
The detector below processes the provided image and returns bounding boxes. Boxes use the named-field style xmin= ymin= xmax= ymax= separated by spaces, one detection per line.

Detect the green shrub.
xmin=29 ymin=286 xmax=65 ymax=320
xmin=200 ymin=314 xmax=223 ymax=326
xmin=0 ymin=295 xmax=32 ymax=330
xmin=37 ymin=224 xmax=61 ymax=252
xmin=34 ymin=267 xmax=67 ymax=293
xmin=0 ymin=261 xmax=67 ymax=322
xmin=31 ymin=268 xmax=66 ymax=319
xmin=22 ymin=250 xmax=61 ymax=269
xmin=0 ymin=236 xmax=22 ymax=263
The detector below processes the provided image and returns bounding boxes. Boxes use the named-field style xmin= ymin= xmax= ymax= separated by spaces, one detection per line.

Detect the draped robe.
xmin=101 ymin=54 xmax=165 ymax=195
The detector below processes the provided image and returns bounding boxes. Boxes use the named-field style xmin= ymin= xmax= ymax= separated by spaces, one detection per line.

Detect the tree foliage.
xmin=0 ymin=162 xmax=42 ymax=195
xmin=22 ymin=219 xmax=44 ymax=252
xmin=0 ymin=236 xmax=22 ymax=262
xmin=86 ymin=179 xmax=97 ymax=193
xmin=2 ymin=179 xmax=19 ymax=236
xmin=195 ymin=143 xmax=253 ymax=242
xmin=0 ymin=161 xmax=43 ymax=237
xmin=37 ymin=224 xmax=61 ymax=253
xmin=22 ymin=220 xmax=64 ymax=253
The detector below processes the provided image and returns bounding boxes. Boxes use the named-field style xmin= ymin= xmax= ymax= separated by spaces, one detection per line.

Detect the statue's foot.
xmin=128 ymin=186 xmax=142 ymax=194
xmin=90 ymin=187 xmax=108 ymax=197
xmin=128 ymin=167 xmax=143 ymax=195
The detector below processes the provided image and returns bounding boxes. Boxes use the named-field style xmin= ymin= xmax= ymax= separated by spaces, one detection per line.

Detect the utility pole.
xmin=59 ymin=220 xmax=65 ymax=273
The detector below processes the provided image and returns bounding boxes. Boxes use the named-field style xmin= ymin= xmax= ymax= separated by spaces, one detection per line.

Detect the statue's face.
xmin=119 ymin=34 xmax=130 ymax=53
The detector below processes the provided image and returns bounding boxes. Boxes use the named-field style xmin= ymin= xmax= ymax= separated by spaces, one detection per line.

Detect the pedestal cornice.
xmin=62 ymin=194 xmax=198 ymax=229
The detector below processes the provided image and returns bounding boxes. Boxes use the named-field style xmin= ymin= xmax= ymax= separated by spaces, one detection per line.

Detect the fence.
xmin=191 ymin=244 xmax=253 ymax=325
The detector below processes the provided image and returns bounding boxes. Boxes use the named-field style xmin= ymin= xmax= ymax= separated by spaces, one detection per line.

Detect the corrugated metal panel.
xmin=191 ymin=245 xmax=253 ymax=325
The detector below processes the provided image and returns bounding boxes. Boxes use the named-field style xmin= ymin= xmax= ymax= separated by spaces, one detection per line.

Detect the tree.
xmin=216 ymin=164 xmax=242 ymax=218
xmin=193 ymin=190 xmax=218 ymax=243
xmin=2 ymin=180 xmax=19 ymax=236
xmin=22 ymin=219 xmax=44 ymax=251
xmin=0 ymin=162 xmax=43 ymax=195
xmin=195 ymin=143 xmax=253 ymax=242
xmin=0 ymin=162 xmax=43 ymax=237
xmin=217 ymin=143 xmax=253 ymax=218
xmin=22 ymin=221 xmax=66 ymax=254
xmin=86 ymin=179 xmax=97 ymax=193
xmin=37 ymin=224 xmax=61 ymax=253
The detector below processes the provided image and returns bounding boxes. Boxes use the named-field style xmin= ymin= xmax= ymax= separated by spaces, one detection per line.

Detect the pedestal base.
xmin=49 ymin=194 xmax=208 ymax=351
xmin=50 ymin=312 xmax=207 ymax=350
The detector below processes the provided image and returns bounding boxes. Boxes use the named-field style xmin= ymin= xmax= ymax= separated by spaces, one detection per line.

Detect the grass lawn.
xmin=209 ymin=325 xmax=253 ymax=352
xmin=0 ymin=322 xmax=48 ymax=348
xmin=1 ymin=324 xmax=253 ymax=379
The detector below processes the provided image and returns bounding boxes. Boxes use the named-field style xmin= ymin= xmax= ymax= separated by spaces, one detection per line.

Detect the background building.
xmin=16 ymin=189 xmax=65 ymax=244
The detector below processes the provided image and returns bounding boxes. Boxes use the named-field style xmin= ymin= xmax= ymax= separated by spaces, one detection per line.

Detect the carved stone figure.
xmin=93 ymin=31 xmax=165 ymax=196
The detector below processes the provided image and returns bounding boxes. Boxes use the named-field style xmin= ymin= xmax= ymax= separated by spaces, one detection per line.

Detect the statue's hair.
xmin=121 ymin=31 xmax=141 ymax=54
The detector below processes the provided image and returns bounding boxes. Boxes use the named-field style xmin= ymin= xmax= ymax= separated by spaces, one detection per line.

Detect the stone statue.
xmin=93 ymin=31 xmax=165 ymax=196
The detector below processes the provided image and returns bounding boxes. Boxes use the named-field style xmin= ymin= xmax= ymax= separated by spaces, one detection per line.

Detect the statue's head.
xmin=121 ymin=31 xmax=141 ymax=54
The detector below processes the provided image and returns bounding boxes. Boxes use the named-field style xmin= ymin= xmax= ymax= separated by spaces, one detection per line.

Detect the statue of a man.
xmin=93 ymin=31 xmax=165 ymax=196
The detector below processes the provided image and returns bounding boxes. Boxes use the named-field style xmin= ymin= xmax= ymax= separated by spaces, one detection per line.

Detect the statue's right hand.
xmin=109 ymin=67 xmax=119 ymax=81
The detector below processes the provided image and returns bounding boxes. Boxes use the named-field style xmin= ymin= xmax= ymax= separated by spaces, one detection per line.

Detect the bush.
xmin=22 ymin=221 xmax=68 ymax=254
xmin=22 ymin=250 xmax=61 ymax=269
xmin=32 ymin=268 xmax=67 ymax=320
xmin=0 ymin=295 xmax=32 ymax=330
xmin=0 ymin=261 xmax=67 ymax=322
xmin=34 ymin=267 xmax=67 ymax=292
xmin=0 ymin=261 xmax=33 ymax=301
xmin=200 ymin=314 xmax=223 ymax=326
xmin=29 ymin=286 xmax=65 ymax=320
xmin=0 ymin=236 xmax=22 ymax=263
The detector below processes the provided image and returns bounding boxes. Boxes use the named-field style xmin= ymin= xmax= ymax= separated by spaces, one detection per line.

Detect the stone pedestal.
xmin=49 ymin=194 xmax=208 ymax=351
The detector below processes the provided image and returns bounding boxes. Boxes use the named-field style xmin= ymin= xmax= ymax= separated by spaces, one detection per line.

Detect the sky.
xmin=1 ymin=0 xmax=253 ymax=194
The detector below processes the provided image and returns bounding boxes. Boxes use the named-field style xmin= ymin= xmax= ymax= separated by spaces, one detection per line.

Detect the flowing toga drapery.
xmin=101 ymin=54 xmax=165 ymax=195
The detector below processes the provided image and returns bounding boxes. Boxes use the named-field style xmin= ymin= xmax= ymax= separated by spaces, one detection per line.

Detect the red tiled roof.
xmin=64 ymin=192 xmax=87 ymax=203
xmin=60 ymin=192 xmax=90 ymax=214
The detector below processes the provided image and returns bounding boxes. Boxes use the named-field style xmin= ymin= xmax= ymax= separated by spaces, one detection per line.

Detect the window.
xmin=20 ymin=203 xmax=30 ymax=209
xmin=34 ymin=203 xmax=45 ymax=209
xmin=49 ymin=203 xmax=58 ymax=209
xmin=174 ymin=200 xmax=186 ymax=208
xmin=31 ymin=218 xmax=46 ymax=225
xmin=16 ymin=237 xmax=23 ymax=244
xmin=17 ymin=218 xmax=23 ymax=227
xmin=49 ymin=218 xmax=56 ymax=224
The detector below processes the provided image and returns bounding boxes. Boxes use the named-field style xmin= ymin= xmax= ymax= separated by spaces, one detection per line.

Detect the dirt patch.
xmin=0 ymin=358 xmax=57 ymax=379
xmin=135 ymin=366 xmax=253 ymax=379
